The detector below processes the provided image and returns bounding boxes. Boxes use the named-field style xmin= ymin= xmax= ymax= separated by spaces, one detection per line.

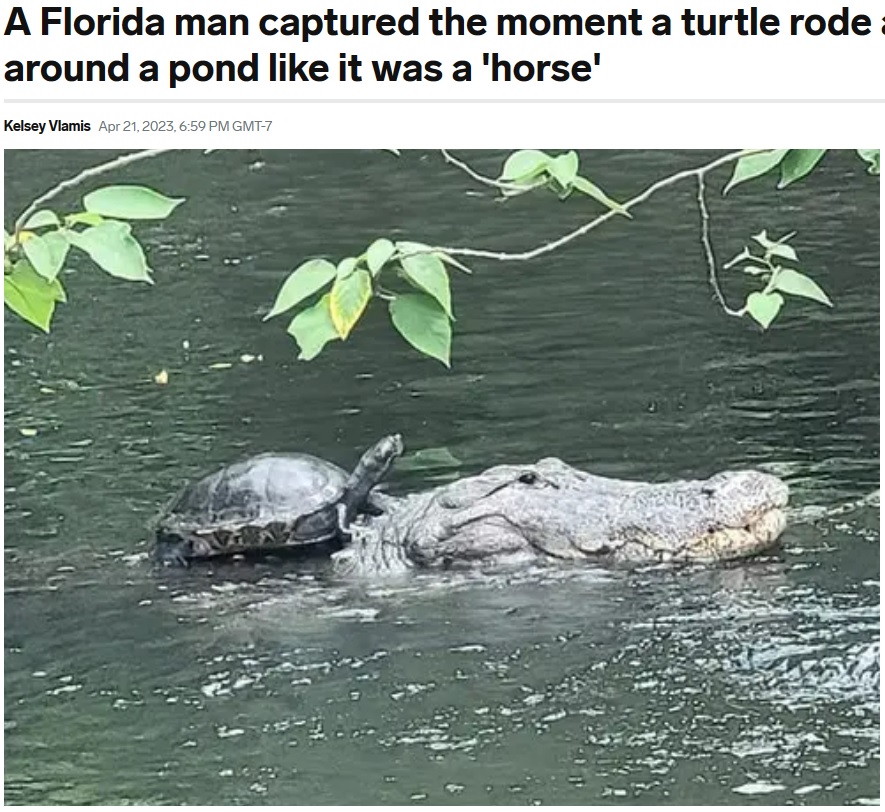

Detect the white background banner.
xmin=2 ymin=1 xmax=884 ymax=101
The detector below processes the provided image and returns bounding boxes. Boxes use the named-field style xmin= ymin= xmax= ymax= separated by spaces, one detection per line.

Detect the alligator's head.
xmin=339 ymin=458 xmax=789 ymax=574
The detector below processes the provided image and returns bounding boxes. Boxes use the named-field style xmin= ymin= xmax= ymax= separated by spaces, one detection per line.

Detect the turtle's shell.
xmin=158 ymin=453 xmax=349 ymax=554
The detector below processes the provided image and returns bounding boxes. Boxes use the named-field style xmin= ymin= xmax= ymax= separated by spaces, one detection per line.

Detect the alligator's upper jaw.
xmin=678 ymin=505 xmax=788 ymax=562
xmin=605 ymin=505 xmax=788 ymax=564
xmin=603 ymin=473 xmax=790 ymax=563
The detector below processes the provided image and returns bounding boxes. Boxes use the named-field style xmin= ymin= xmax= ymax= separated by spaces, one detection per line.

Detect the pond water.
xmin=4 ymin=150 xmax=879 ymax=804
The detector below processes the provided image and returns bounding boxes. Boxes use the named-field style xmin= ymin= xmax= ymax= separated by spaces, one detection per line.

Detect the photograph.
xmin=3 ymin=148 xmax=880 ymax=804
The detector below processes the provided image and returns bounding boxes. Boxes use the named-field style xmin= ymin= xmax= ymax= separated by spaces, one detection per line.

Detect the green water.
xmin=4 ymin=150 xmax=879 ymax=804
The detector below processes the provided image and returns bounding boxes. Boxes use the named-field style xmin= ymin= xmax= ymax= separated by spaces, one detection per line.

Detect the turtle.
xmin=154 ymin=434 xmax=404 ymax=566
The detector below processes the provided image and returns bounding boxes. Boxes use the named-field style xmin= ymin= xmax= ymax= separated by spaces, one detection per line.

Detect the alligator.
xmin=333 ymin=457 xmax=789 ymax=576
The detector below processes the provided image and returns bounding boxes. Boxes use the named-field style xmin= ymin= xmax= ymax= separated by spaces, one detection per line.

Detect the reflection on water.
xmin=4 ymin=150 xmax=879 ymax=804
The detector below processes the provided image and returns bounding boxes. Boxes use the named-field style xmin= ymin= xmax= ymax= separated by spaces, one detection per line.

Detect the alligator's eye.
xmin=518 ymin=471 xmax=538 ymax=485
xmin=701 ymin=486 xmax=716 ymax=497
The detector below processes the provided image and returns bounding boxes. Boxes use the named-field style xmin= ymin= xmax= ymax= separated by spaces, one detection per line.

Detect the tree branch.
xmin=433 ymin=149 xmax=766 ymax=262
xmin=433 ymin=149 xmax=768 ymax=317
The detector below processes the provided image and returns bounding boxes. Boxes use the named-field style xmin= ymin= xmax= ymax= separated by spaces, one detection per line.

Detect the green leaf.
xmin=750 ymin=230 xmax=775 ymax=250
xmin=856 ymin=149 xmax=880 ymax=175
xmin=22 ymin=210 xmax=60 ymax=229
xmin=767 ymin=243 xmax=797 ymax=262
xmin=724 ymin=150 xmax=789 ymax=194
xmin=329 ymin=268 xmax=372 ymax=338
xmin=751 ymin=230 xmax=797 ymax=262
xmin=336 ymin=256 xmax=358 ymax=279
xmin=389 ymin=293 xmax=452 ymax=367
xmin=398 ymin=243 xmax=472 ymax=275
xmin=770 ymin=268 xmax=832 ymax=306
xmin=287 ymin=294 xmax=339 ymax=361
xmin=366 ymin=238 xmax=395 ymax=276
xmin=725 ymin=246 xmax=752 ymax=269
xmin=83 ymin=185 xmax=184 ymax=220
xmin=745 ymin=291 xmax=784 ymax=329
xmin=67 ymin=221 xmax=152 ymax=282
xmin=4 ymin=260 xmax=66 ymax=332
xmin=547 ymin=151 xmax=579 ymax=188
xmin=499 ymin=150 xmax=550 ymax=181
xmin=435 ymin=251 xmax=473 ymax=275
xmin=395 ymin=241 xmax=437 ymax=262
xmin=264 ymin=258 xmax=336 ymax=320
xmin=65 ymin=211 xmax=105 ymax=227
xmin=21 ymin=231 xmax=70 ymax=281
xmin=778 ymin=149 xmax=827 ymax=188
xmin=400 ymin=252 xmax=453 ymax=319
xmin=572 ymin=176 xmax=630 ymax=216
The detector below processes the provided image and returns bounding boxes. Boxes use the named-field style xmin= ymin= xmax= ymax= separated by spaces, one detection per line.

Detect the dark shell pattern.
xmin=159 ymin=453 xmax=350 ymax=552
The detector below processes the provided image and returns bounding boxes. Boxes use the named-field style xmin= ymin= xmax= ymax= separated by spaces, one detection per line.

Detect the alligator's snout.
xmin=673 ymin=470 xmax=789 ymax=562
xmin=705 ymin=470 xmax=789 ymax=526
xmin=522 ymin=466 xmax=791 ymax=564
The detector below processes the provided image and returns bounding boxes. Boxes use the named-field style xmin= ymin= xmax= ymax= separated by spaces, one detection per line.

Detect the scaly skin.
xmin=334 ymin=458 xmax=789 ymax=576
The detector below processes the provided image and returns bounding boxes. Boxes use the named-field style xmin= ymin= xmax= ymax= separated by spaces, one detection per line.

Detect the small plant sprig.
xmin=725 ymin=230 xmax=833 ymax=329
xmin=495 ymin=149 xmax=629 ymax=214
xmin=263 ymin=240 xmax=471 ymax=367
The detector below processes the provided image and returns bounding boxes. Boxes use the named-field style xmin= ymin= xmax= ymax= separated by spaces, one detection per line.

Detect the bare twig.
xmin=15 ymin=149 xmax=176 ymax=232
xmin=697 ymin=173 xmax=743 ymax=317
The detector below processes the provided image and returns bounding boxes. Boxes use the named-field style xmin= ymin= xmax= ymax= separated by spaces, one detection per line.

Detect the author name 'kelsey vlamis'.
xmin=4 ymin=119 xmax=92 ymax=133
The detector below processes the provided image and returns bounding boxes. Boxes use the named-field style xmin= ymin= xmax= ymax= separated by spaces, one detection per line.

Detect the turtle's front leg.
xmin=337 ymin=503 xmax=353 ymax=541
xmin=154 ymin=537 xmax=192 ymax=567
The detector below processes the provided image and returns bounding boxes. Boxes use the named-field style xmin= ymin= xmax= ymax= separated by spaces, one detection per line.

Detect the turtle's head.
xmin=344 ymin=434 xmax=404 ymax=513
xmin=354 ymin=434 xmax=404 ymax=482
xmin=372 ymin=433 xmax=404 ymax=468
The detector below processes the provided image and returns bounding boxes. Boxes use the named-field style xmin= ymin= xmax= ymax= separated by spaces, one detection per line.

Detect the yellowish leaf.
xmin=329 ymin=269 xmax=372 ymax=339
